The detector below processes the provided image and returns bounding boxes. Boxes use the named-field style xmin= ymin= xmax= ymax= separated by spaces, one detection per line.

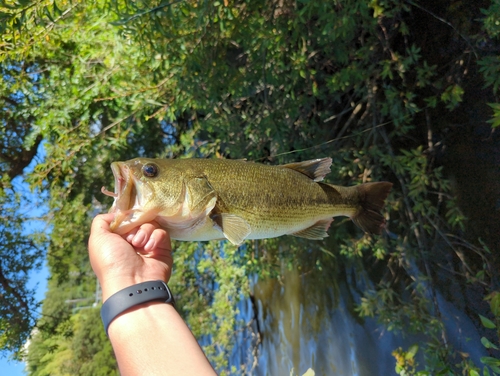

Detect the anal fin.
xmin=211 ymin=213 xmax=251 ymax=246
xmin=290 ymin=219 xmax=333 ymax=240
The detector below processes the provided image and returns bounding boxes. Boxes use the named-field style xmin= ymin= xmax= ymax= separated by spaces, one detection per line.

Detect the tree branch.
xmin=4 ymin=134 xmax=43 ymax=180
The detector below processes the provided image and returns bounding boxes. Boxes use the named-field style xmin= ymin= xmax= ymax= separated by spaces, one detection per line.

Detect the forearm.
xmin=108 ymin=300 xmax=216 ymax=376
xmin=88 ymin=215 xmax=213 ymax=374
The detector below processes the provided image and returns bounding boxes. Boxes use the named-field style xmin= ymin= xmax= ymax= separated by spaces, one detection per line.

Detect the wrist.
xmin=100 ymin=275 xmax=167 ymax=302
xmin=101 ymin=280 xmax=175 ymax=336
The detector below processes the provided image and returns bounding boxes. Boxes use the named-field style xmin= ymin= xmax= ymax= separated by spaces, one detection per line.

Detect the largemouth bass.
xmin=101 ymin=157 xmax=392 ymax=245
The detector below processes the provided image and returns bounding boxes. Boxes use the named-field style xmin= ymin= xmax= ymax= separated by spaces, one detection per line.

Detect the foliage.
xmin=392 ymin=298 xmax=500 ymax=376
xmin=0 ymin=0 xmax=498 ymax=374
xmin=0 ymin=180 xmax=47 ymax=356
xmin=26 ymin=307 xmax=117 ymax=376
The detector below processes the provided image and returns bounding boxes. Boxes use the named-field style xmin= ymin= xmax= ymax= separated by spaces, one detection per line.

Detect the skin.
xmin=88 ymin=213 xmax=216 ymax=376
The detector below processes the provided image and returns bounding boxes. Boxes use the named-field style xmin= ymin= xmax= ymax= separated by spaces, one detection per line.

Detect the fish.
xmin=101 ymin=157 xmax=393 ymax=246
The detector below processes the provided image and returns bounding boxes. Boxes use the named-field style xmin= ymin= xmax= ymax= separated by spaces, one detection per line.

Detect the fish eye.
xmin=142 ymin=163 xmax=159 ymax=178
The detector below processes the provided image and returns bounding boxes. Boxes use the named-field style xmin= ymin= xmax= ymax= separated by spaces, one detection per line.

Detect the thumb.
xmin=91 ymin=213 xmax=115 ymax=236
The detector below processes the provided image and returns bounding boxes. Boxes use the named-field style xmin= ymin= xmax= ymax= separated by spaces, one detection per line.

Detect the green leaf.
xmin=481 ymin=337 xmax=499 ymax=350
xmin=487 ymin=103 xmax=500 ymax=128
xmin=43 ymin=5 xmax=55 ymax=23
xmin=481 ymin=357 xmax=500 ymax=374
xmin=405 ymin=344 xmax=419 ymax=360
xmin=490 ymin=292 xmax=500 ymax=317
xmin=479 ymin=315 xmax=497 ymax=329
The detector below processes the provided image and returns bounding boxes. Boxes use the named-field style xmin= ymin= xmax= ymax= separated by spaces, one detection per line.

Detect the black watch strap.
xmin=100 ymin=280 xmax=175 ymax=336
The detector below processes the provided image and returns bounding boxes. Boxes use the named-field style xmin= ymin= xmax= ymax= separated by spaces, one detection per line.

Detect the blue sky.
xmin=1 ymin=359 xmax=28 ymax=376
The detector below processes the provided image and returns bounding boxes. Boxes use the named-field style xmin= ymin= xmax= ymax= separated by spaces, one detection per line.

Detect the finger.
xmin=123 ymin=220 xmax=161 ymax=243
xmin=124 ymin=227 xmax=139 ymax=243
xmin=130 ymin=222 xmax=159 ymax=248
xmin=144 ymin=227 xmax=171 ymax=253
xmin=89 ymin=214 xmax=116 ymax=252
xmin=90 ymin=213 xmax=115 ymax=236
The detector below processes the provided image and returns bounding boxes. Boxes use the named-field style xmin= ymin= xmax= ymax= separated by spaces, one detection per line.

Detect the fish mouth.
xmin=102 ymin=161 xmax=159 ymax=234
xmin=101 ymin=162 xmax=139 ymax=225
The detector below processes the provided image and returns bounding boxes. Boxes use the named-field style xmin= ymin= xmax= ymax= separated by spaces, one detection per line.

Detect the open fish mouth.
xmin=101 ymin=162 xmax=138 ymax=214
xmin=102 ymin=160 xmax=158 ymax=235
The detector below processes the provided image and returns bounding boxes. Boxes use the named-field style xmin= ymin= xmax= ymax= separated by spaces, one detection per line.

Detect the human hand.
xmin=88 ymin=213 xmax=173 ymax=301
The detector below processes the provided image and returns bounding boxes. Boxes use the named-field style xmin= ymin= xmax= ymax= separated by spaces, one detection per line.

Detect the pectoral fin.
xmin=185 ymin=176 xmax=217 ymax=215
xmin=211 ymin=213 xmax=251 ymax=246
xmin=290 ymin=219 xmax=333 ymax=240
xmin=281 ymin=158 xmax=332 ymax=182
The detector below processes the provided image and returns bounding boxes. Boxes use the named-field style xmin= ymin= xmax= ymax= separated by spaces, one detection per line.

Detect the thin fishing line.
xmin=267 ymin=120 xmax=394 ymax=161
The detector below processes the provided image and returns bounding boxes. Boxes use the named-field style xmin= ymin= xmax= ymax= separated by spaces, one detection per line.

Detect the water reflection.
xmin=251 ymin=268 xmax=407 ymax=376
xmin=229 ymin=265 xmax=486 ymax=376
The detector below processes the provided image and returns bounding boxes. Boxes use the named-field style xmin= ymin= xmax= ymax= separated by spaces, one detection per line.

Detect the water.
xmin=228 ymin=265 xmax=488 ymax=376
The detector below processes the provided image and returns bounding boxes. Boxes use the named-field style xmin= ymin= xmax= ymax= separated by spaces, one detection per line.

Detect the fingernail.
xmin=133 ymin=230 xmax=146 ymax=246
xmin=144 ymin=237 xmax=155 ymax=251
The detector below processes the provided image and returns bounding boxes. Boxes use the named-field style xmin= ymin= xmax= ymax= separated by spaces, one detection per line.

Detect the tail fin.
xmin=351 ymin=182 xmax=393 ymax=235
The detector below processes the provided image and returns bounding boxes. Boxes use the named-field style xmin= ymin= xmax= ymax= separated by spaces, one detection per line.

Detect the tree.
xmin=0 ymin=184 xmax=46 ymax=355
xmin=26 ymin=306 xmax=117 ymax=376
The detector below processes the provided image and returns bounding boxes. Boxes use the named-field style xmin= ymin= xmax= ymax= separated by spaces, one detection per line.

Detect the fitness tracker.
xmin=100 ymin=280 xmax=175 ymax=336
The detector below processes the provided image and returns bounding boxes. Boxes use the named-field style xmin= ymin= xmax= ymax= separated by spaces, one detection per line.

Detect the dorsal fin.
xmin=281 ymin=158 xmax=332 ymax=182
